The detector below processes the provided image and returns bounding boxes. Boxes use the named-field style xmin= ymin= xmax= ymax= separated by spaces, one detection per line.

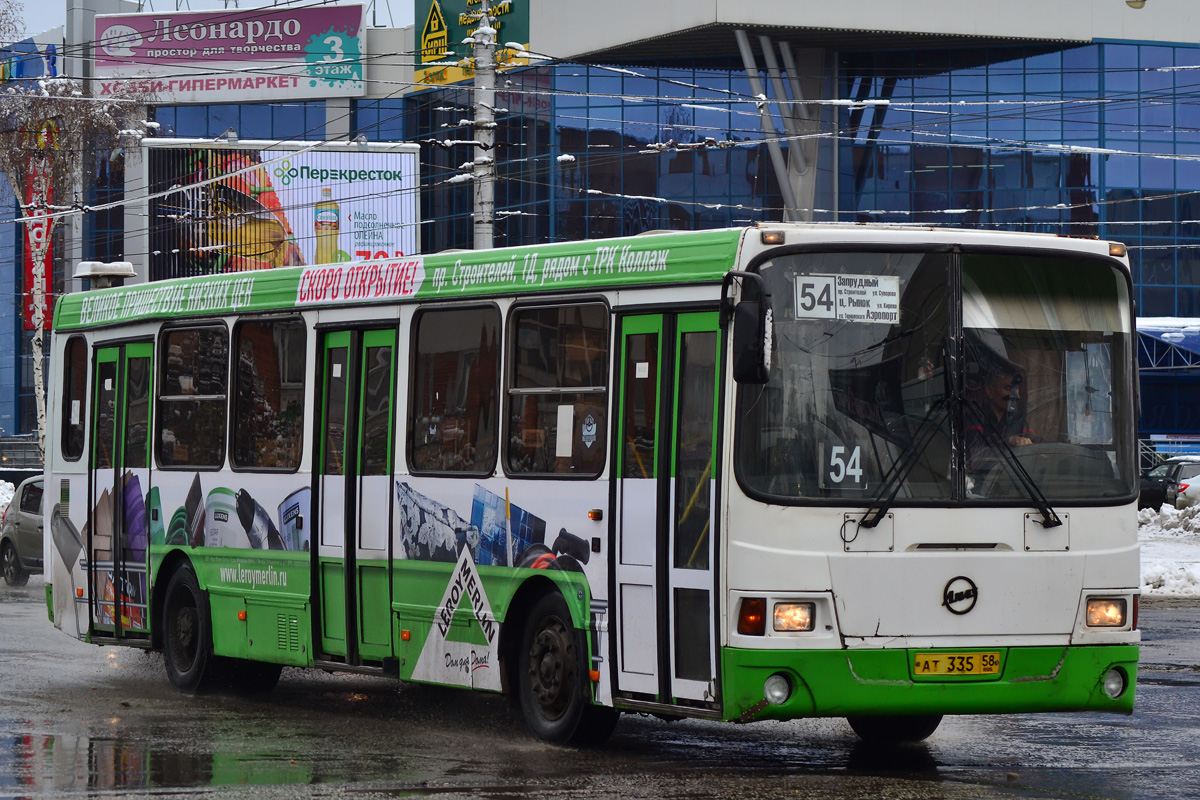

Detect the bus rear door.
xmin=88 ymin=342 xmax=153 ymax=640
xmin=614 ymin=311 xmax=721 ymax=708
xmin=315 ymin=328 xmax=397 ymax=667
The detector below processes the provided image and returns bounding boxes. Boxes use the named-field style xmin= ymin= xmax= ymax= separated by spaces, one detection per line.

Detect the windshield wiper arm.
xmin=859 ymin=398 xmax=948 ymax=528
xmin=963 ymin=396 xmax=1062 ymax=529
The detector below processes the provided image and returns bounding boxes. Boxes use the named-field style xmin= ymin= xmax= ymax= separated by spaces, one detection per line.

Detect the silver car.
xmin=1 ymin=476 xmax=44 ymax=586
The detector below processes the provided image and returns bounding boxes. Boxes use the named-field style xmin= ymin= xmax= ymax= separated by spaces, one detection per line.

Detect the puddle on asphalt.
xmin=0 ymin=731 xmax=317 ymax=793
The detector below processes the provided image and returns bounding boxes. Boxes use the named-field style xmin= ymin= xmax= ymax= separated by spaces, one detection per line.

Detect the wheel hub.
xmin=169 ymin=604 xmax=198 ymax=666
xmin=528 ymin=619 xmax=574 ymax=719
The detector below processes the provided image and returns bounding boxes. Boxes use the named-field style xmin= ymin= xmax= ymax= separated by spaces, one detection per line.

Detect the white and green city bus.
xmin=43 ymin=224 xmax=1140 ymax=745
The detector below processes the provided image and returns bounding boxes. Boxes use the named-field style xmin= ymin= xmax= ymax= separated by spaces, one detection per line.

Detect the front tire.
xmin=847 ymin=714 xmax=943 ymax=743
xmin=518 ymin=592 xmax=618 ymax=746
xmin=162 ymin=565 xmax=219 ymax=693
xmin=2 ymin=542 xmax=28 ymax=587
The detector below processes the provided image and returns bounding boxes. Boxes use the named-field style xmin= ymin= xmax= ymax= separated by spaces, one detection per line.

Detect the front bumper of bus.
xmin=721 ymin=645 xmax=1138 ymax=722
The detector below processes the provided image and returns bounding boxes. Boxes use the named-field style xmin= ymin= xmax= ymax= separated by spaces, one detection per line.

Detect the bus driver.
xmin=966 ymin=359 xmax=1037 ymax=476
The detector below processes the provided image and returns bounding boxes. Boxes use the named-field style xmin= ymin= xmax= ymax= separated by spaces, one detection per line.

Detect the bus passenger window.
xmin=506 ymin=303 xmax=609 ymax=477
xmin=409 ymin=307 xmax=500 ymax=474
xmin=157 ymin=326 xmax=229 ymax=469
xmin=232 ymin=319 xmax=305 ymax=470
xmin=61 ymin=336 xmax=88 ymax=461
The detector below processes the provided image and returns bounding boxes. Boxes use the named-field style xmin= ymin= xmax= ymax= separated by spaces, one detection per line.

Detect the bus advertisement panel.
xmin=141 ymin=139 xmax=419 ymax=281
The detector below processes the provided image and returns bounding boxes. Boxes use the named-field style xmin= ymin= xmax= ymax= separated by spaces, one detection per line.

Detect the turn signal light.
xmin=737 ymin=598 xmax=766 ymax=635
xmin=1086 ymin=598 xmax=1127 ymax=627
xmin=237 ymin=610 xmax=247 ymax=621
xmin=761 ymin=230 xmax=785 ymax=245
xmin=1109 ymin=242 xmax=1128 ymax=258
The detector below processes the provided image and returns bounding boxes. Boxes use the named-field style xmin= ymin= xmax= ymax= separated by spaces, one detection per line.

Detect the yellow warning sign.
xmin=421 ymin=0 xmax=449 ymax=62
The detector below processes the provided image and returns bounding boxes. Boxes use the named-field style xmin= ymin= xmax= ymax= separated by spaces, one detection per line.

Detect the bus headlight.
xmin=773 ymin=602 xmax=815 ymax=632
xmin=764 ymin=674 xmax=791 ymax=705
xmin=1086 ymin=598 xmax=1127 ymax=627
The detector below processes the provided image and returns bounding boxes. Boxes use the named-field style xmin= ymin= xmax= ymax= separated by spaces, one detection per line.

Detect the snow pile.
xmin=0 ymin=481 xmax=13 ymax=521
xmin=1139 ymin=504 xmax=1200 ymax=598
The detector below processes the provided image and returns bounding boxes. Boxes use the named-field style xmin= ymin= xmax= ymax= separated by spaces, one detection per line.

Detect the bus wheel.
xmin=2 ymin=543 xmax=29 ymax=587
xmin=518 ymin=593 xmax=618 ymax=746
xmin=163 ymin=566 xmax=218 ymax=693
xmin=847 ymin=714 xmax=943 ymax=743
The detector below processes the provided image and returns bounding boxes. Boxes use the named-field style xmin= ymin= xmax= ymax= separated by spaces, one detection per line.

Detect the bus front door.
xmin=88 ymin=342 xmax=153 ymax=640
xmin=614 ymin=312 xmax=721 ymax=708
xmin=315 ymin=329 xmax=397 ymax=666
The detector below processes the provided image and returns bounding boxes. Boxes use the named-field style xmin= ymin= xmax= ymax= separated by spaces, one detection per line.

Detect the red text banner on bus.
xmin=52 ymin=229 xmax=743 ymax=329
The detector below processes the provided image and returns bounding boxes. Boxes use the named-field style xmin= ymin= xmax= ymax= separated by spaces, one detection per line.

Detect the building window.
xmin=409 ymin=307 xmax=500 ymax=474
xmin=61 ymin=336 xmax=87 ymax=461
xmin=506 ymin=303 xmax=609 ymax=477
xmin=157 ymin=326 xmax=228 ymax=468
xmin=232 ymin=318 xmax=305 ymax=470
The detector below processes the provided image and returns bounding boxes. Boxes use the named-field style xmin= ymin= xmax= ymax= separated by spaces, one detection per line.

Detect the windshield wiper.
xmin=859 ymin=397 xmax=948 ymax=528
xmin=963 ymin=396 xmax=1062 ymax=529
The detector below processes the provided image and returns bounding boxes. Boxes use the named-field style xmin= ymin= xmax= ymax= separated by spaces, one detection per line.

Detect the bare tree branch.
xmin=0 ymin=7 xmax=156 ymax=452
xmin=0 ymin=0 xmax=23 ymax=45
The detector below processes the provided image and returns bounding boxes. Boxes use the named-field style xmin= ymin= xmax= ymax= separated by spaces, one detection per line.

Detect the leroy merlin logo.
xmin=272 ymin=158 xmax=405 ymax=186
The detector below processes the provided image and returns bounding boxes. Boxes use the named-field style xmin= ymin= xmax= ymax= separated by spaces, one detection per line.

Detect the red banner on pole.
xmin=23 ymin=145 xmax=54 ymax=331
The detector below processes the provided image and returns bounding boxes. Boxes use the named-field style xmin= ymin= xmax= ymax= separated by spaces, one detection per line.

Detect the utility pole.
xmin=472 ymin=0 xmax=495 ymax=250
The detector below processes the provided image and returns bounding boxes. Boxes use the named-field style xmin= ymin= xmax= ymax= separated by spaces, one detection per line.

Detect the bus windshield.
xmin=735 ymin=249 xmax=1135 ymax=505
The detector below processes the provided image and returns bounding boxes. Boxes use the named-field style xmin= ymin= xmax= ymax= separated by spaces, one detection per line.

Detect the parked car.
xmin=1140 ymin=456 xmax=1200 ymax=510
xmin=1 ymin=476 xmax=43 ymax=586
xmin=1176 ymin=474 xmax=1200 ymax=510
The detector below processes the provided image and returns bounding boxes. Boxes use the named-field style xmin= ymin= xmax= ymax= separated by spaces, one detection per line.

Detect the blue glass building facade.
xmin=0 ymin=177 xmax=17 ymax=440
xmin=835 ymin=42 xmax=1200 ymax=435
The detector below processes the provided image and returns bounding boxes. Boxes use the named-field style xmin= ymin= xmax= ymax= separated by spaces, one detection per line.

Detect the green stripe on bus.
xmin=720 ymin=645 xmax=1138 ymax=721
xmin=53 ymin=229 xmax=744 ymax=330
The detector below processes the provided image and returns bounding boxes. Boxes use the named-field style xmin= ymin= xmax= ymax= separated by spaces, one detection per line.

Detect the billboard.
xmin=1 ymin=29 xmax=59 ymax=84
xmin=142 ymin=139 xmax=419 ymax=280
xmin=94 ymin=5 xmax=365 ymax=103
xmin=415 ymin=0 xmax=530 ymax=89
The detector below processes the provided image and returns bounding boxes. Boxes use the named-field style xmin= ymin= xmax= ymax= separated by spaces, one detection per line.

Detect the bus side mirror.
xmin=721 ymin=271 xmax=773 ymax=384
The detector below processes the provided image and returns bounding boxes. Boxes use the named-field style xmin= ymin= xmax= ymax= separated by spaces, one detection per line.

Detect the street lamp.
xmin=74 ymin=260 xmax=136 ymax=290
xmin=1126 ymin=1 xmax=1147 ymax=8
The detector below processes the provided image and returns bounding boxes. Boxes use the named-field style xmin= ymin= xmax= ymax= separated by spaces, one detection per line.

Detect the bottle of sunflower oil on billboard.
xmin=314 ymin=187 xmax=340 ymax=264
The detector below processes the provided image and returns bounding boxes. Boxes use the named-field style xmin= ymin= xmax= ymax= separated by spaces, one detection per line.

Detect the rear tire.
xmin=518 ymin=592 xmax=618 ymax=746
xmin=847 ymin=714 xmax=943 ymax=743
xmin=2 ymin=542 xmax=28 ymax=587
xmin=162 ymin=565 xmax=219 ymax=693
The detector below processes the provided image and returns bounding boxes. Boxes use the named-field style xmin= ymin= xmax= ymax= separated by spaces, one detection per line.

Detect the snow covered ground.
xmin=2 ymin=478 xmax=1193 ymax=599
xmin=1139 ymin=504 xmax=1200 ymax=599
